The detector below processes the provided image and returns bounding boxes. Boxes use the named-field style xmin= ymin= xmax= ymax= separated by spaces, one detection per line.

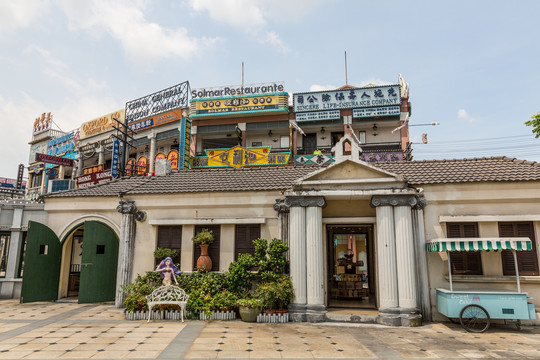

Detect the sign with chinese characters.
xmin=168 ymin=150 xmax=179 ymax=170
xmin=33 ymin=112 xmax=52 ymax=134
xmin=295 ymin=110 xmax=341 ymax=122
xmin=47 ymin=131 xmax=77 ymax=156
xmin=191 ymin=82 xmax=284 ymax=99
xmin=80 ymin=109 xmax=124 ymax=139
xmin=75 ymin=169 xmax=112 ymax=188
xmin=127 ymin=109 xmax=183 ymax=132
xmin=362 ymin=151 xmax=403 ymax=162
xmin=178 ymin=117 xmax=191 ymax=171
xmin=83 ymin=164 xmax=104 ymax=176
xmin=353 ymin=106 xmax=400 ymax=118
xmin=125 ymin=81 xmax=189 ymax=123
xmin=189 ymin=93 xmax=289 ymax=118
xmin=35 ymin=153 xmax=74 ymax=167
xmin=293 ymin=85 xmax=401 ymax=113
xmin=111 ymin=140 xmax=120 ymax=178
xmin=190 ymin=146 xmax=290 ymax=169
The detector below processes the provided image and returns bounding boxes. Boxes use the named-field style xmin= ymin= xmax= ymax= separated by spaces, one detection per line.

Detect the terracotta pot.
xmin=196 ymin=244 xmax=212 ymax=271
xmin=239 ymin=306 xmax=259 ymax=322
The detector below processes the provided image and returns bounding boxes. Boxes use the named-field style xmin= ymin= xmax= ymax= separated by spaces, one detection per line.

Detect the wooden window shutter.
xmin=193 ymin=225 xmax=220 ymax=271
xmin=499 ymin=222 xmax=538 ymax=276
xmin=234 ymin=225 xmax=261 ymax=260
xmin=447 ymin=223 xmax=482 ymax=275
xmin=156 ymin=226 xmax=182 ymax=265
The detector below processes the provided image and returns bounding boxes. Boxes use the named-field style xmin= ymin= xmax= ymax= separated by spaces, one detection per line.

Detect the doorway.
xmin=327 ymin=225 xmax=376 ymax=309
xmin=21 ymin=220 xmax=119 ymax=303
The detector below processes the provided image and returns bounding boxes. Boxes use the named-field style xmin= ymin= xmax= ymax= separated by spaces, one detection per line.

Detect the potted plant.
xmin=255 ymin=275 xmax=294 ymax=314
xmin=192 ymin=228 xmax=214 ymax=272
xmin=237 ymin=298 xmax=263 ymax=322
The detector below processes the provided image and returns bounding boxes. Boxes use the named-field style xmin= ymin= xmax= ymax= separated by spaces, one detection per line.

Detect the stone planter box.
xmin=257 ymin=312 xmax=289 ymax=323
xmin=199 ymin=310 xmax=236 ymax=320
xmin=125 ymin=310 xmax=236 ymax=321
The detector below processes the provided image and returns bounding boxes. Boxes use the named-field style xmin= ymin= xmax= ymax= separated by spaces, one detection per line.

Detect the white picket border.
xmin=257 ymin=312 xmax=289 ymax=323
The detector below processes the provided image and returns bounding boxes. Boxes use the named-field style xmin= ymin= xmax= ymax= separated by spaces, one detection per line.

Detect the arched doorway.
xmin=21 ymin=220 xmax=119 ymax=303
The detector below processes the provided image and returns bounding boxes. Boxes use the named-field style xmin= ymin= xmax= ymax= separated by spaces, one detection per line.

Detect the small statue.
xmin=155 ymin=257 xmax=181 ymax=286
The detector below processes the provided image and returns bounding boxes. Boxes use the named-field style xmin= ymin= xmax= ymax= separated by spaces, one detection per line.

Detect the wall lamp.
xmin=268 ymin=130 xmax=273 ymax=137
xmin=372 ymin=124 xmax=378 ymax=136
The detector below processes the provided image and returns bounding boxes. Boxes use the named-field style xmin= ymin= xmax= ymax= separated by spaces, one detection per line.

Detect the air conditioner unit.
xmin=49 ymin=179 xmax=76 ymax=193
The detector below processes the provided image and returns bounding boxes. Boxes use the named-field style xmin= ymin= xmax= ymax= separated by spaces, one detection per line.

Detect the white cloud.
xmin=457 ymin=109 xmax=477 ymax=122
xmin=57 ymin=0 xmax=215 ymax=64
xmin=309 ymin=84 xmax=337 ymax=92
xmin=24 ymin=45 xmax=67 ymax=69
xmin=262 ymin=32 xmax=290 ymax=54
xmin=0 ymin=0 xmax=50 ymax=37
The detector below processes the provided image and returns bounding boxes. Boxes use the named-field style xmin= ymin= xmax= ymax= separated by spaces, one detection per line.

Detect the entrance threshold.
xmin=325 ymin=307 xmax=379 ymax=324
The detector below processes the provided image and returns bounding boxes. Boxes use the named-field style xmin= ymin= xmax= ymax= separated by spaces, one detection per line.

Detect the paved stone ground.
xmin=1 ymin=299 xmax=540 ymax=359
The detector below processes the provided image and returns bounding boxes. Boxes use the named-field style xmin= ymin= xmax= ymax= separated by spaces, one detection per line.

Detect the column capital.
xmin=273 ymin=198 xmax=290 ymax=213
xmin=116 ymin=200 xmax=137 ymax=214
xmin=370 ymin=195 xmax=426 ymax=209
xmin=284 ymin=196 xmax=326 ymax=208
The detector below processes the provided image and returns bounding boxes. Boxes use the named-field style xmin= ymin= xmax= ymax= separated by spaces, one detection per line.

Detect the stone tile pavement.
xmin=1 ymin=299 xmax=540 ymax=359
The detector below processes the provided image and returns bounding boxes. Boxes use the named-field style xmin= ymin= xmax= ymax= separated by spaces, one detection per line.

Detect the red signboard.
xmin=75 ymin=170 xmax=112 ymax=188
xmin=35 ymin=153 xmax=74 ymax=167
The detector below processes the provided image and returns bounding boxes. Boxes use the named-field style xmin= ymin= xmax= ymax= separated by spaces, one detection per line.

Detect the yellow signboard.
xmin=80 ymin=109 xmax=125 ymax=139
xmin=189 ymin=93 xmax=289 ymax=118
xmin=190 ymin=146 xmax=290 ymax=168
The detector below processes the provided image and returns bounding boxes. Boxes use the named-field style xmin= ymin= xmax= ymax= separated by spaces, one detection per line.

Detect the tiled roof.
xmin=376 ymin=157 xmax=540 ymax=185
xmin=46 ymin=157 xmax=540 ymax=198
xmin=46 ymin=165 xmax=320 ymax=198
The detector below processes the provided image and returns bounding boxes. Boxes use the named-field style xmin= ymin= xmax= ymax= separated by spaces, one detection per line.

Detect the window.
xmin=193 ymin=225 xmax=220 ymax=271
xmin=157 ymin=226 xmax=182 ymax=265
xmin=499 ymin=222 xmax=538 ymax=276
xmin=447 ymin=223 xmax=482 ymax=275
xmin=0 ymin=233 xmax=10 ymax=277
xmin=358 ymin=131 xmax=366 ymax=144
xmin=280 ymin=136 xmax=289 ymax=149
xmin=234 ymin=224 xmax=261 ymax=260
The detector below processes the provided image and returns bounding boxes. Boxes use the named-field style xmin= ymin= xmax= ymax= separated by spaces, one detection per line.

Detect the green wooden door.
xmin=78 ymin=221 xmax=119 ymax=303
xmin=21 ymin=221 xmax=61 ymax=303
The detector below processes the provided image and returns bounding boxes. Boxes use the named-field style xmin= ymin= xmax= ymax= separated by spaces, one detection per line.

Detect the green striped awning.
xmin=426 ymin=238 xmax=532 ymax=252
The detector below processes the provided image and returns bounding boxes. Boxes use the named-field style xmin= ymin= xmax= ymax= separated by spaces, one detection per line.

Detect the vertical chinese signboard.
xmin=178 ymin=117 xmax=191 ymax=171
xmin=111 ymin=140 xmax=120 ymax=178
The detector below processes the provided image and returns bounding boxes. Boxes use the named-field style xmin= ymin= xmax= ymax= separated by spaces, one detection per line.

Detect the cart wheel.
xmin=459 ymin=304 xmax=491 ymax=333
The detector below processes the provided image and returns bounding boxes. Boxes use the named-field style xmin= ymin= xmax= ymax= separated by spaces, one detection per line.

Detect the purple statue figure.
xmin=155 ymin=257 xmax=181 ymax=286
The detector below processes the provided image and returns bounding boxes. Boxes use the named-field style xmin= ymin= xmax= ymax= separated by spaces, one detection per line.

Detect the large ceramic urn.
xmin=196 ymin=244 xmax=212 ymax=272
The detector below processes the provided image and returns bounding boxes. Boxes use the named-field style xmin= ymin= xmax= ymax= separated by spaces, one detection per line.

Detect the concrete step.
xmin=325 ymin=309 xmax=379 ymax=324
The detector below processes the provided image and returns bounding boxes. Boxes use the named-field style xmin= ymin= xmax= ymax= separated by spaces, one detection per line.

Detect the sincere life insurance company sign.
xmin=293 ymin=85 xmax=401 ymax=113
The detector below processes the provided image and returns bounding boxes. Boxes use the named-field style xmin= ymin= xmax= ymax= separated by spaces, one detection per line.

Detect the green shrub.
xmin=192 ymin=228 xmax=215 ymax=245
xmin=255 ymin=274 xmax=294 ymax=311
xmin=226 ymin=253 xmax=258 ymax=296
xmin=121 ymin=271 xmax=161 ymax=312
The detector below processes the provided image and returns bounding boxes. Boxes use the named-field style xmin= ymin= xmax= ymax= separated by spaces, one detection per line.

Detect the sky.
xmin=1 ymin=0 xmax=539 ymax=179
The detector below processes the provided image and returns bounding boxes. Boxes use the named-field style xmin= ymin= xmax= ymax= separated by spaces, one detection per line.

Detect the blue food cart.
xmin=427 ymin=237 xmax=537 ymax=332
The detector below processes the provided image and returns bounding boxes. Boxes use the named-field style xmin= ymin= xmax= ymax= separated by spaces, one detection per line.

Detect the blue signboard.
xmin=295 ymin=110 xmax=341 ymax=122
xmin=111 ymin=140 xmax=120 ymax=178
xmin=293 ymin=85 xmax=401 ymax=113
xmin=353 ymin=106 xmax=401 ymax=118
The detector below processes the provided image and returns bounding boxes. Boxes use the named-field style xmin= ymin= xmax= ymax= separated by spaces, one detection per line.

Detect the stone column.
xmin=273 ymin=199 xmax=290 ymax=261
xmin=394 ymin=204 xmax=419 ymax=326
xmin=148 ymin=133 xmax=157 ymax=174
xmin=412 ymin=196 xmax=430 ymax=321
xmin=287 ymin=199 xmax=307 ymax=322
xmin=76 ymin=153 xmax=84 ymax=176
xmin=371 ymin=200 xmax=399 ymax=325
xmin=115 ymin=200 xmax=137 ymax=308
xmin=306 ymin=200 xmax=326 ymax=322
xmin=371 ymin=194 xmax=422 ymax=326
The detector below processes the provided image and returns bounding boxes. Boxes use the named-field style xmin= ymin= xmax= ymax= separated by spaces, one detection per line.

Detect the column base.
xmin=378 ymin=307 xmax=401 ymax=326
xmin=288 ymin=303 xmax=306 ymax=322
xmin=400 ymin=308 xmax=422 ymax=327
xmin=306 ymin=304 xmax=326 ymax=323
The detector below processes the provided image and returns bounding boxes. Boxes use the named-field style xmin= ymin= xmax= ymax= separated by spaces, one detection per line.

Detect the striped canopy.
xmin=426 ymin=237 xmax=532 ymax=252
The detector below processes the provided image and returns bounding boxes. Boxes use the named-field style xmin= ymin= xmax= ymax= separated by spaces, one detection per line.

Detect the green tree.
xmin=525 ymin=112 xmax=540 ymax=138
